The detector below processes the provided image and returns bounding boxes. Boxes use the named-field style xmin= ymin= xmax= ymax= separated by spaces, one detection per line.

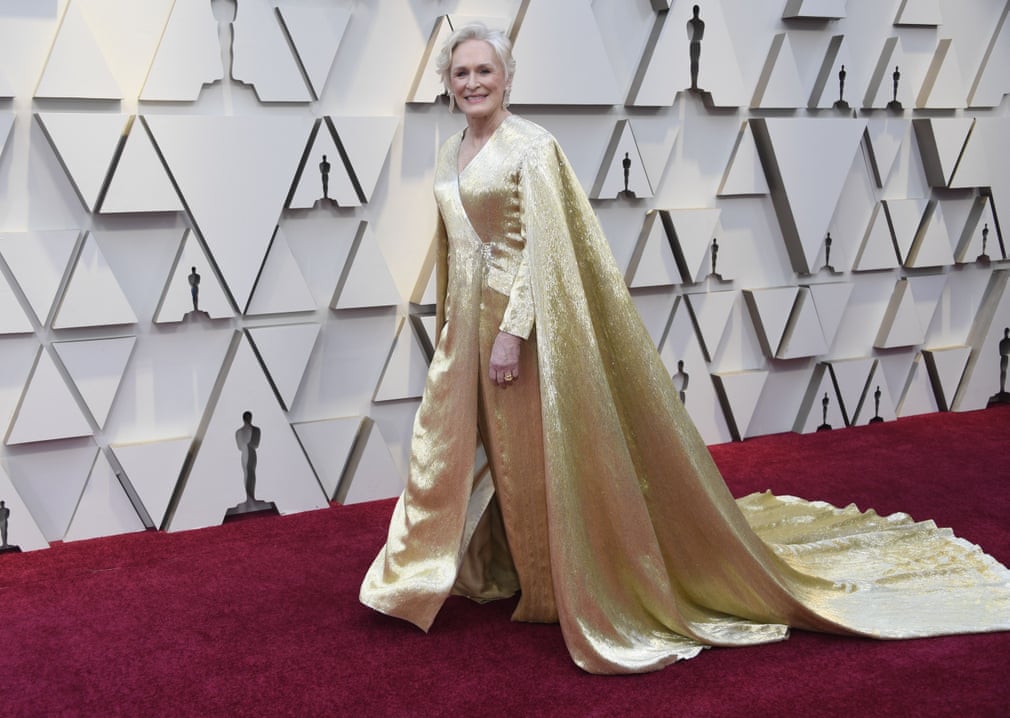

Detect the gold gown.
xmin=359 ymin=115 xmax=1010 ymax=674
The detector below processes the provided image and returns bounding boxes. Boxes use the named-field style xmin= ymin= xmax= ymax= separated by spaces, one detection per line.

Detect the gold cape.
xmin=360 ymin=116 xmax=1010 ymax=674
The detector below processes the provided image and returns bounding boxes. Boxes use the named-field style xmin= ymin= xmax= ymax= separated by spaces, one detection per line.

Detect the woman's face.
xmin=449 ymin=39 xmax=509 ymax=121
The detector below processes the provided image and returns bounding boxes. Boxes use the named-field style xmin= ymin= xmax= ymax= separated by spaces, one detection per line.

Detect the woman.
xmin=360 ymin=23 xmax=1010 ymax=674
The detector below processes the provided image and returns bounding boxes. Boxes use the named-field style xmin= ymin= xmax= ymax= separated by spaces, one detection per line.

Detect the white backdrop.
xmin=0 ymin=0 xmax=1007 ymax=550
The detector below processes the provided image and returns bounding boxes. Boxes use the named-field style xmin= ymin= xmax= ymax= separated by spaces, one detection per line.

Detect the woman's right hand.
xmin=489 ymin=331 xmax=521 ymax=388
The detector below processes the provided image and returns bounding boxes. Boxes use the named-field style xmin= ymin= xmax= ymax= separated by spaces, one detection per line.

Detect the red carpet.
xmin=2 ymin=406 xmax=1009 ymax=717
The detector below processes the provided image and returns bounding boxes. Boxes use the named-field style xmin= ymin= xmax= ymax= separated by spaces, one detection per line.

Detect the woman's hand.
xmin=489 ymin=331 xmax=521 ymax=388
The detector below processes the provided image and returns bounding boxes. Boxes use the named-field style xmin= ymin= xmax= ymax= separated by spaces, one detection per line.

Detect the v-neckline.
xmin=457 ymin=115 xmax=513 ymax=177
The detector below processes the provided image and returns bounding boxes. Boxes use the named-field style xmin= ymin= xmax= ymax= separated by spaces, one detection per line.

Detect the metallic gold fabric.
xmin=360 ymin=116 xmax=1010 ymax=674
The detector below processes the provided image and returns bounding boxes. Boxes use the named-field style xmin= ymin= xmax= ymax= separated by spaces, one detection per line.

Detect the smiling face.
xmin=449 ymin=39 xmax=510 ymax=123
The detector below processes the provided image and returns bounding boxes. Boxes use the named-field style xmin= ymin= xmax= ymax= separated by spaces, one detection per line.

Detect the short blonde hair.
xmin=434 ymin=22 xmax=515 ymax=91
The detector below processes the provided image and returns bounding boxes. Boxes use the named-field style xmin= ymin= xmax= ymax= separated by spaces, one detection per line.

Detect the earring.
xmin=447 ymin=92 xmax=455 ymax=113
xmin=502 ymin=88 xmax=511 ymax=110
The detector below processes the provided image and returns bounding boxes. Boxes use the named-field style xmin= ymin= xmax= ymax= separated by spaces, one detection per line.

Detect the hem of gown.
xmin=359 ymin=593 xmax=437 ymax=634
xmin=572 ymin=643 xmax=710 ymax=676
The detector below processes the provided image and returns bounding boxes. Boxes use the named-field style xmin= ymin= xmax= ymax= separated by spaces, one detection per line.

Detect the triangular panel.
xmin=413 ymin=313 xmax=439 ymax=358
xmin=684 ymin=291 xmax=736 ymax=362
xmin=292 ymin=417 xmax=363 ymax=499
xmin=141 ymin=0 xmax=222 ymax=101
xmin=796 ymin=367 xmax=847 ymax=434
xmin=0 ymin=340 xmax=39 ymax=444
xmin=620 ymin=114 xmax=679 ymax=190
xmin=64 ymin=0 xmax=176 ymax=100
xmin=664 ymin=208 xmax=722 ymax=283
xmin=852 ymin=364 xmax=898 ymax=425
xmin=628 ymin=212 xmax=681 ymax=288
xmin=905 ymin=202 xmax=954 ymax=268
xmin=35 ymin=113 xmax=128 ymax=211
xmin=629 ymin=0 xmax=745 ymax=107
xmin=0 ymin=70 xmax=13 ymax=99
xmin=916 ymin=38 xmax=966 ymax=109
xmin=776 ymin=288 xmax=828 ymax=359
xmin=245 ymin=228 xmax=317 ymax=316
xmin=659 ymin=303 xmax=732 ymax=444
xmin=417 ymin=262 xmax=438 ymax=306
xmin=167 ymin=335 xmax=326 ymax=532
xmin=809 ymin=36 xmax=857 ymax=110
xmin=231 ymin=0 xmax=312 ymax=102
xmin=510 ymin=0 xmax=621 ymax=105
xmin=820 ymin=148 xmax=877 ymax=275
xmin=783 ymin=1 xmax=847 ymax=20
xmin=752 ymin=118 xmax=867 ymax=274
xmin=968 ymin=2 xmax=1010 ymax=107
xmin=874 ymin=279 xmax=925 ymax=349
xmin=948 ymin=118 xmax=999 ymax=189
xmin=630 ymin=291 xmax=676 ymax=348
xmin=0 ymin=112 xmax=16 ymax=157
xmin=111 ymin=437 xmax=192 ymax=530
xmin=710 ymin=370 xmax=768 ymax=440
xmin=4 ymin=443 xmax=98 ymax=542
xmin=955 ymin=270 xmax=1010 ymax=410
xmin=284 ymin=216 xmax=361 ymax=307
xmin=101 ymin=119 xmax=184 ymax=214
xmin=751 ymin=33 xmax=805 ymax=109
xmin=246 ymin=323 xmax=320 ymax=411
xmin=864 ymin=117 xmax=908 ymax=188
xmin=826 ymin=357 xmax=876 ymax=425
xmin=913 ymin=117 xmax=973 ymax=188
xmin=290 ymin=124 xmax=358 ymax=208
xmin=332 ymin=224 xmax=400 ymax=309
xmin=907 ymin=272 xmax=948 ymax=340
xmin=884 ymin=198 xmax=926 ymax=264
xmin=144 ymin=114 xmax=314 ymax=309
xmin=863 ymin=37 xmax=909 ymax=109
xmin=154 ymin=230 xmax=235 ymax=323
xmin=592 ymin=120 xmax=653 ymax=200
xmin=52 ymin=233 xmax=137 ymax=329
xmin=0 ymin=274 xmax=33 ymax=334
xmin=374 ymin=317 xmax=430 ymax=403
xmin=955 ymin=201 xmax=1002 ymax=263
xmin=330 ymin=116 xmax=399 ymax=203
xmin=0 ymin=463 xmax=49 ymax=551
xmin=743 ymin=286 xmax=799 ymax=359
xmin=718 ymin=122 xmax=769 ymax=197
xmin=896 ymin=352 xmax=939 ymax=417
xmin=52 ymin=336 xmax=136 ymax=429
xmin=34 ymin=3 xmax=121 ymax=100
xmin=276 ymin=5 xmax=351 ymax=99
xmin=63 ymin=451 xmax=145 ymax=542
xmin=894 ymin=0 xmax=942 ymax=26
xmin=0 ymin=230 xmax=80 ymax=326
xmin=922 ymin=345 xmax=972 ymax=412
xmin=6 ymin=348 xmax=92 ymax=445
xmin=339 ymin=420 xmax=405 ymax=504
xmin=807 ymin=282 xmax=854 ymax=348
xmin=852 ymin=203 xmax=900 ymax=272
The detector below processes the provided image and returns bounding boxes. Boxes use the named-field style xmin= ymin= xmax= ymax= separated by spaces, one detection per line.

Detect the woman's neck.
xmin=464 ymin=110 xmax=510 ymax=143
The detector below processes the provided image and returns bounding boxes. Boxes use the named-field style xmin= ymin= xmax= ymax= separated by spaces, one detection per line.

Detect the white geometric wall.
xmin=0 ymin=0 xmax=1007 ymax=551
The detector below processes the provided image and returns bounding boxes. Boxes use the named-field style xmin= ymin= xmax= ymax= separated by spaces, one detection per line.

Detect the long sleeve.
xmin=498 ymin=249 xmax=534 ymax=338
xmin=433 ymin=213 xmax=449 ymax=343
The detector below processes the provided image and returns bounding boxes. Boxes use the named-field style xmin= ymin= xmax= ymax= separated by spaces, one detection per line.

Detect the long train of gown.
xmin=360 ymin=115 xmax=1010 ymax=674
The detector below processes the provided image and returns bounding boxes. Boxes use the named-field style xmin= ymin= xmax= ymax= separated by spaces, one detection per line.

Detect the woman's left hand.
xmin=490 ymin=331 xmax=521 ymax=388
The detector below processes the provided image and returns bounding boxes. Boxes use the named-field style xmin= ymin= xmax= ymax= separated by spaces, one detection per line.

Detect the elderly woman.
xmin=360 ymin=23 xmax=1010 ymax=674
